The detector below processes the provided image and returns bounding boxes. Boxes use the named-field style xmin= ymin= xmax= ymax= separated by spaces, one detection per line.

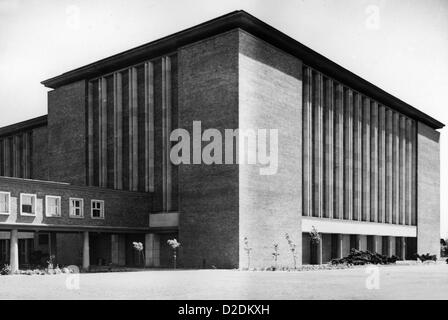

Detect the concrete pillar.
xmin=111 ymin=234 xmax=119 ymax=265
xmin=82 ymin=231 xmax=90 ymax=270
xmin=10 ymin=229 xmax=19 ymax=273
xmin=316 ymin=235 xmax=323 ymax=265
xmin=376 ymin=236 xmax=383 ymax=254
xmin=337 ymin=234 xmax=344 ymax=258
xmin=356 ymin=235 xmax=367 ymax=251
xmin=389 ymin=237 xmax=396 ymax=256
xmin=341 ymin=234 xmax=351 ymax=257
xmin=145 ymin=233 xmax=160 ymax=267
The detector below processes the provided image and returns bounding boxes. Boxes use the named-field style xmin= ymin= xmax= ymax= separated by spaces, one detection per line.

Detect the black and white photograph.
xmin=0 ymin=0 xmax=447 ymax=307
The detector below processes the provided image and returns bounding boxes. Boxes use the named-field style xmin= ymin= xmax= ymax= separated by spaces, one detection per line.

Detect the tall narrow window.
xmin=0 ymin=192 xmax=10 ymax=215
xmin=91 ymin=200 xmax=104 ymax=219
xmin=20 ymin=193 xmax=36 ymax=216
xmin=45 ymin=196 xmax=61 ymax=217
xmin=69 ymin=198 xmax=84 ymax=218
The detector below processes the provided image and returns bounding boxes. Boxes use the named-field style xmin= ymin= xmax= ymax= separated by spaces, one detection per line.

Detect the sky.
xmin=0 ymin=0 xmax=447 ymax=237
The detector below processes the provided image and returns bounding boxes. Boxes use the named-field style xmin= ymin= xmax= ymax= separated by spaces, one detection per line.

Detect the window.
xmin=91 ymin=200 xmax=104 ymax=219
xmin=0 ymin=192 xmax=10 ymax=215
xmin=20 ymin=193 xmax=37 ymax=216
xmin=45 ymin=196 xmax=61 ymax=217
xmin=69 ymin=198 xmax=84 ymax=218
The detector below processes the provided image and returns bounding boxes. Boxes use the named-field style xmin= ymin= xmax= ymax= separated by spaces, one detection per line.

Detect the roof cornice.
xmin=0 ymin=115 xmax=48 ymax=137
xmin=41 ymin=10 xmax=444 ymax=129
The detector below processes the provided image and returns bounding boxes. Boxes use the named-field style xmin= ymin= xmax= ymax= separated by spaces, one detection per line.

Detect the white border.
xmin=69 ymin=197 xmax=84 ymax=218
xmin=45 ymin=195 xmax=61 ymax=217
xmin=20 ymin=193 xmax=37 ymax=216
xmin=91 ymin=199 xmax=105 ymax=219
xmin=0 ymin=191 xmax=11 ymax=215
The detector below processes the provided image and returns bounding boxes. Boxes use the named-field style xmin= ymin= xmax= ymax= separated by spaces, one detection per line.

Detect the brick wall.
xmin=238 ymin=30 xmax=303 ymax=269
xmin=31 ymin=126 xmax=49 ymax=181
xmin=47 ymin=80 xmax=87 ymax=185
xmin=0 ymin=177 xmax=151 ymax=229
xmin=417 ymin=122 xmax=440 ymax=256
xmin=177 ymin=30 xmax=240 ymax=268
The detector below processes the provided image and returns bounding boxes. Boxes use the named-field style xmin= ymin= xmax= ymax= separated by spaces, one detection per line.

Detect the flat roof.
xmin=0 ymin=115 xmax=47 ymax=137
xmin=41 ymin=10 xmax=444 ymax=129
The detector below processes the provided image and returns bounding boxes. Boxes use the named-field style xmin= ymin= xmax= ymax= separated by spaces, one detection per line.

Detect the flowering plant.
xmin=272 ymin=243 xmax=280 ymax=270
xmin=243 ymin=237 xmax=252 ymax=270
xmin=132 ymin=242 xmax=145 ymax=267
xmin=309 ymin=226 xmax=321 ymax=244
xmin=167 ymin=239 xmax=181 ymax=269
xmin=285 ymin=233 xmax=298 ymax=269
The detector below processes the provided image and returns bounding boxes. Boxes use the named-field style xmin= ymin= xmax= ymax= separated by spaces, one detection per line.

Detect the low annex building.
xmin=0 ymin=11 xmax=443 ymax=271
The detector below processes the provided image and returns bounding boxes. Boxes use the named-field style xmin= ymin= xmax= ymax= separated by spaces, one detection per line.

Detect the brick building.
xmin=0 ymin=11 xmax=443 ymax=271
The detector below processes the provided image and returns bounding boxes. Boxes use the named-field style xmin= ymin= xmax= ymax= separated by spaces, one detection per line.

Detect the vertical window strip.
xmin=353 ymin=93 xmax=363 ymax=221
xmin=392 ymin=112 xmax=399 ymax=224
xmin=324 ymin=78 xmax=334 ymax=219
xmin=302 ymin=66 xmax=313 ymax=217
xmin=113 ymin=72 xmax=123 ymax=190
xmin=343 ymin=88 xmax=353 ymax=220
xmin=165 ymin=56 xmax=172 ymax=211
xmin=87 ymin=82 xmax=94 ymax=186
xmin=145 ymin=62 xmax=155 ymax=192
xmin=370 ymin=101 xmax=378 ymax=222
xmin=399 ymin=115 xmax=406 ymax=225
xmin=334 ymin=83 xmax=344 ymax=220
xmin=362 ymin=97 xmax=371 ymax=222
xmin=385 ymin=109 xmax=393 ymax=223
xmin=101 ymin=77 xmax=108 ymax=188
xmin=378 ymin=105 xmax=386 ymax=223
xmin=312 ymin=71 xmax=323 ymax=218
xmin=405 ymin=118 xmax=412 ymax=225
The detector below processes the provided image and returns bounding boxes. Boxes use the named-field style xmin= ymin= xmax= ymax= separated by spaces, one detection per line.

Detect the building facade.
xmin=0 ymin=11 xmax=443 ymax=271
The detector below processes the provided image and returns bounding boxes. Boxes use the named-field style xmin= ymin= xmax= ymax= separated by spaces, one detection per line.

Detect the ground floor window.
xmin=0 ymin=192 xmax=10 ymax=214
xmin=69 ymin=198 xmax=84 ymax=218
xmin=91 ymin=200 xmax=105 ymax=219
xmin=45 ymin=196 xmax=61 ymax=217
xmin=20 ymin=193 xmax=36 ymax=216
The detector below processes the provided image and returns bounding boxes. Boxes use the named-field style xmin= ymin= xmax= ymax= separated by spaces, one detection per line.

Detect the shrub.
xmin=0 ymin=264 xmax=11 ymax=275
xmin=309 ymin=226 xmax=321 ymax=244
xmin=415 ymin=253 xmax=437 ymax=262
xmin=331 ymin=248 xmax=398 ymax=265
